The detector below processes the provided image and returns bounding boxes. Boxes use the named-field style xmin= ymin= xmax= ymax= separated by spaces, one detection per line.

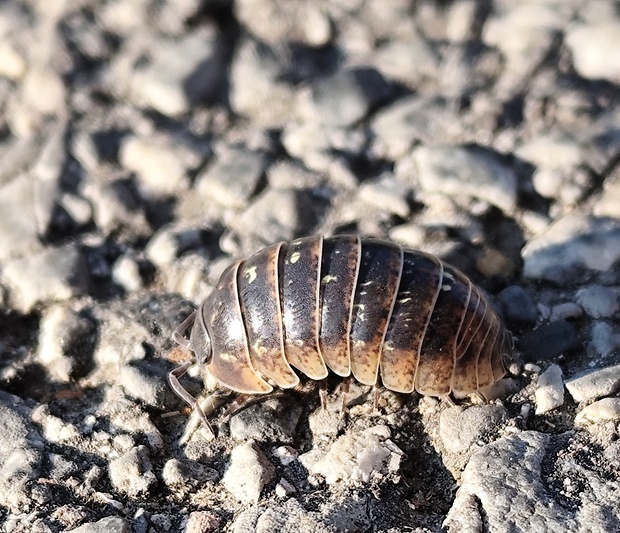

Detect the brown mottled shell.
xmin=186 ymin=236 xmax=513 ymax=397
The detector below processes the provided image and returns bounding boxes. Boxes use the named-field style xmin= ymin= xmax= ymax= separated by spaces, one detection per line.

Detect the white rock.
xmin=550 ymin=302 xmax=583 ymax=322
xmin=119 ymin=133 xmax=200 ymax=197
xmin=565 ymin=22 xmax=620 ymax=83
xmin=575 ymin=398 xmax=620 ymax=426
xmin=576 ymin=285 xmax=619 ymax=319
xmin=565 ymin=364 xmax=620 ymax=403
xmin=301 ymin=425 xmax=403 ymax=485
xmin=535 ymin=364 xmax=564 ymax=415
xmin=222 ymin=441 xmax=275 ymax=503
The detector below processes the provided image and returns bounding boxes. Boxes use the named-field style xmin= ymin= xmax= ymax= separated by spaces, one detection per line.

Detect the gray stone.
xmin=235 ymin=0 xmax=332 ymax=47
xmin=102 ymin=394 xmax=165 ymax=453
xmin=565 ymin=364 xmax=620 ymax=403
xmin=516 ymin=133 xmax=585 ymax=172
xmin=145 ymin=224 xmax=206 ymax=266
xmin=371 ymin=95 xmax=457 ymax=160
xmin=0 ymin=174 xmax=45 ymax=262
xmin=119 ymin=359 xmax=179 ymax=409
xmin=303 ymin=67 xmax=393 ymax=127
xmin=184 ymin=510 xmax=222 ymax=533
xmin=229 ymin=396 xmax=303 ymax=443
xmin=229 ymin=38 xmax=298 ymax=127
xmin=36 ymin=305 xmax=96 ymax=382
xmin=575 ymin=285 xmax=619 ymax=319
xmin=222 ymin=440 xmax=275 ymax=503
xmin=162 ymin=458 xmax=218 ymax=490
xmin=93 ymin=293 xmax=194 ymax=369
xmin=483 ymin=3 xmax=568 ymax=96
xmin=67 ymin=516 xmax=130 ymax=533
xmin=535 ymin=364 xmax=564 ymax=415
xmin=111 ymin=254 xmax=143 ymax=292
xmin=565 ymin=22 xmax=620 ymax=83
xmin=575 ymin=398 xmax=620 ymax=426
xmin=119 ymin=133 xmax=204 ymax=198
xmin=587 ymin=321 xmax=620 ymax=359
xmin=18 ymin=67 xmax=66 ymax=120
xmin=300 ymin=425 xmax=403 ymax=485
xmin=497 ymin=285 xmax=538 ymax=324
xmin=549 ymin=302 xmax=583 ymax=322
xmin=83 ymin=178 xmax=150 ymax=236
xmin=518 ymin=320 xmax=580 ymax=362
xmin=439 ymin=405 xmax=507 ymax=456
xmin=374 ymin=29 xmax=439 ymax=89
xmin=0 ymin=393 xmax=44 ymax=513
xmin=407 ymin=144 xmax=518 ymax=213
xmin=235 ymin=188 xmax=323 ymax=244
xmin=232 ymin=498 xmax=334 ymax=533
xmin=196 ymin=146 xmax=268 ymax=208
xmin=594 ymin=169 xmax=620 ymax=218
xmin=281 ymin=121 xmax=366 ymax=173
xmin=108 ymin=445 xmax=156 ymax=497
xmin=127 ymin=28 xmax=227 ymax=116
xmin=445 ymin=431 xmax=620 ymax=532
xmin=2 ymin=243 xmax=90 ymax=313
xmin=267 ymin=160 xmax=324 ymax=190
xmin=522 ymin=215 xmax=620 ymax=284
xmin=357 ymin=174 xmax=411 ymax=218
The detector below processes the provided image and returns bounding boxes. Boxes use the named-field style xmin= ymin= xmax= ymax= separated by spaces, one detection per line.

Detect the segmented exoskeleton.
xmin=169 ymin=235 xmax=513 ymax=435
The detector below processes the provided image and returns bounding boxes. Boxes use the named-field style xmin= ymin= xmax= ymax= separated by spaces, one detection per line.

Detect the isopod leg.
xmin=172 ymin=310 xmax=197 ymax=348
xmin=168 ymin=359 xmax=215 ymax=439
xmin=338 ymin=376 xmax=351 ymax=418
xmin=220 ymin=390 xmax=287 ymax=423
xmin=319 ymin=378 xmax=328 ymax=411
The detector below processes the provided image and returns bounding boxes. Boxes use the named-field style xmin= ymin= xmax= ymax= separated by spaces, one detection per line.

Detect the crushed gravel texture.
xmin=0 ymin=1 xmax=619 ymax=532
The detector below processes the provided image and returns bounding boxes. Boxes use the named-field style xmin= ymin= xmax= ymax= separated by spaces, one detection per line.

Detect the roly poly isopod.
xmin=169 ymin=235 xmax=513 ymax=435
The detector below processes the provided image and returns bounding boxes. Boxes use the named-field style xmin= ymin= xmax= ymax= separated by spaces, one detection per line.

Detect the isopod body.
xmin=171 ymin=235 xmax=513 ymax=403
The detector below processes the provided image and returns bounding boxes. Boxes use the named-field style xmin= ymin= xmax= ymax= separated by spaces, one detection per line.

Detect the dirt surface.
xmin=0 ymin=1 xmax=620 ymax=532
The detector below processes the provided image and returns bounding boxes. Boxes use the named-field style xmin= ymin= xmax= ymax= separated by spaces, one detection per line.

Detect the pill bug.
xmin=169 ymin=235 xmax=513 ymax=433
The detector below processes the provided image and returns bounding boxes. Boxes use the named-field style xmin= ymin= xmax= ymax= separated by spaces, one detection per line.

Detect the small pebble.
xmin=518 ymin=320 xmax=580 ymax=362
xmin=440 ymin=405 xmax=507 ymax=455
xmin=112 ymin=255 xmax=143 ymax=292
xmin=565 ymin=364 xmax=620 ymax=403
xmin=184 ymin=510 xmax=221 ymax=533
xmin=522 ymin=214 xmax=620 ymax=284
xmin=222 ymin=440 xmax=275 ymax=503
xmin=575 ymin=285 xmax=619 ymax=319
xmin=549 ymin=302 xmax=583 ymax=322
xmin=162 ymin=458 xmax=218 ymax=490
xmin=66 ymin=516 xmax=129 ymax=533
xmin=535 ymin=364 xmax=565 ymax=415
xmin=575 ymin=398 xmax=620 ymax=426
xmin=497 ymin=286 xmax=538 ymax=324
xmin=275 ymin=478 xmax=296 ymax=498
xmin=587 ymin=322 xmax=620 ymax=359
xmin=37 ymin=305 xmax=96 ymax=382
xmin=108 ymin=446 xmax=156 ymax=497
xmin=300 ymin=425 xmax=403 ymax=484
xmin=2 ymin=243 xmax=90 ymax=313
xmin=273 ymin=445 xmax=298 ymax=466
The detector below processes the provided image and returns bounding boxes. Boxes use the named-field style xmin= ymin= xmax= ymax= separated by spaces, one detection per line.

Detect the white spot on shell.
xmin=290 ymin=252 xmax=301 ymax=264
xmin=245 ymin=266 xmax=258 ymax=283
xmin=322 ymin=274 xmax=338 ymax=284
xmin=218 ymin=351 xmax=236 ymax=362
xmin=252 ymin=339 xmax=267 ymax=356
xmin=226 ymin=319 xmax=245 ymax=340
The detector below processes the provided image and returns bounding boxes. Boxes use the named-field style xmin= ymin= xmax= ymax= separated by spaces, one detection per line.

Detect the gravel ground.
xmin=1 ymin=1 xmax=620 ymax=532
